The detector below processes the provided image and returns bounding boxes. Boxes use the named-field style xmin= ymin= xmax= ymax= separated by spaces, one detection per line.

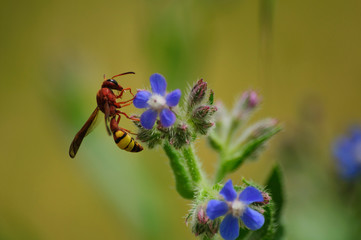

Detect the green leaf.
xmin=273 ymin=224 xmax=284 ymax=240
xmin=265 ymin=164 xmax=284 ymax=222
xmin=222 ymin=125 xmax=282 ymax=173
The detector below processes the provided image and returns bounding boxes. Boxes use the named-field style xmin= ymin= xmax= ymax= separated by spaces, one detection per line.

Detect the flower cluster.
xmin=333 ymin=127 xmax=361 ymax=180
xmin=206 ymin=180 xmax=265 ymax=240
xmin=130 ymin=74 xmax=281 ymax=240
xmin=133 ymin=74 xmax=216 ymax=149
xmin=188 ymin=79 xmax=217 ymax=135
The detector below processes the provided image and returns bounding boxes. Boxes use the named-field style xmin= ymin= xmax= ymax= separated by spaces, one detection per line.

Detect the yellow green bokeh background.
xmin=1 ymin=0 xmax=361 ymax=239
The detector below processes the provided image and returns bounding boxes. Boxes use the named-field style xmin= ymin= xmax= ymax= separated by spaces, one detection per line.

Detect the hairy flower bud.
xmin=193 ymin=105 xmax=218 ymax=120
xmin=254 ymin=191 xmax=271 ymax=206
xmin=133 ymin=119 xmax=163 ymax=149
xmin=191 ymin=105 xmax=217 ymax=135
xmin=191 ymin=204 xmax=220 ymax=238
xmin=233 ymin=90 xmax=260 ymax=120
xmin=188 ymin=79 xmax=208 ymax=109
xmin=251 ymin=118 xmax=279 ymax=138
xmin=197 ymin=205 xmax=209 ymax=224
xmin=168 ymin=122 xmax=192 ymax=149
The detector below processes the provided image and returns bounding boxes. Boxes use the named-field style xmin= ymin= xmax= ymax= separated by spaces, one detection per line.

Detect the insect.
xmin=69 ymin=72 xmax=143 ymax=158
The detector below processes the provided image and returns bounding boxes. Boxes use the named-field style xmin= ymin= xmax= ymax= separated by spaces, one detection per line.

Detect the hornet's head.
xmin=101 ymin=78 xmax=123 ymax=91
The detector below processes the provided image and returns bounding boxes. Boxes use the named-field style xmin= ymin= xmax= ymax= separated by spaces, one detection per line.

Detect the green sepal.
xmin=265 ymin=164 xmax=284 ymax=222
xmin=163 ymin=142 xmax=194 ymax=199
xmin=208 ymin=89 xmax=214 ymax=105
xmin=133 ymin=120 xmax=163 ymax=148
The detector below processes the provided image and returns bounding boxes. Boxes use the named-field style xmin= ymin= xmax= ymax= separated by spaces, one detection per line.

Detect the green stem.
xmin=224 ymin=118 xmax=240 ymax=148
xmin=213 ymin=118 xmax=238 ymax=183
xmin=163 ymin=142 xmax=194 ymax=199
xmin=214 ymin=162 xmax=227 ymax=184
xmin=182 ymin=144 xmax=204 ymax=186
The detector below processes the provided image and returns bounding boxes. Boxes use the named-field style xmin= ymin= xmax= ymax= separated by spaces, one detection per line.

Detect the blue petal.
xmin=220 ymin=214 xmax=240 ymax=240
xmin=241 ymin=207 xmax=265 ymax=231
xmin=166 ymin=89 xmax=181 ymax=107
xmin=333 ymin=137 xmax=361 ymax=179
xmin=140 ymin=109 xmax=158 ymax=129
xmin=150 ymin=73 xmax=167 ymax=96
xmin=206 ymin=200 xmax=229 ymax=220
xmin=350 ymin=128 xmax=361 ymax=143
xmin=220 ymin=179 xmax=237 ymax=202
xmin=133 ymin=91 xmax=151 ymax=108
xmin=159 ymin=109 xmax=176 ymax=127
xmin=238 ymin=186 xmax=263 ymax=204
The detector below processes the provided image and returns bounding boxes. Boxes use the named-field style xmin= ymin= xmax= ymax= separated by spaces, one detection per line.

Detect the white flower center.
xmin=147 ymin=94 xmax=167 ymax=111
xmin=231 ymin=200 xmax=247 ymax=218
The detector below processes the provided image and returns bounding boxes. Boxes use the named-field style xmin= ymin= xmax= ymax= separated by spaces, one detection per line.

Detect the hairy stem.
xmin=182 ymin=144 xmax=204 ymax=187
xmin=163 ymin=142 xmax=194 ymax=199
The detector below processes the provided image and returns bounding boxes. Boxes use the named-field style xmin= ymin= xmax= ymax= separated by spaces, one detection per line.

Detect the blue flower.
xmin=333 ymin=127 xmax=361 ymax=180
xmin=206 ymin=180 xmax=265 ymax=240
xmin=134 ymin=73 xmax=181 ymax=129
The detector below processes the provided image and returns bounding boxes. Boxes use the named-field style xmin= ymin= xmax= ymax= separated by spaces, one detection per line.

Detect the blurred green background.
xmin=1 ymin=0 xmax=361 ymax=239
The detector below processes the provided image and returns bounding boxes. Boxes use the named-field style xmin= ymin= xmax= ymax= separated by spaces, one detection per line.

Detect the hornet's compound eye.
xmin=106 ymin=79 xmax=119 ymax=87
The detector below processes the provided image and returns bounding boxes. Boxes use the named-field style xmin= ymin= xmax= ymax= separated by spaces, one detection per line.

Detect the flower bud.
xmin=190 ymin=105 xmax=217 ymax=135
xmin=133 ymin=117 xmax=163 ymax=148
xmin=233 ymin=90 xmax=260 ymax=120
xmin=197 ymin=205 xmax=209 ymax=224
xmin=254 ymin=191 xmax=271 ymax=206
xmin=168 ymin=122 xmax=192 ymax=149
xmin=191 ymin=204 xmax=220 ymax=238
xmin=245 ymin=90 xmax=259 ymax=108
xmin=188 ymin=79 xmax=207 ymax=109
xmin=192 ymin=105 xmax=218 ymax=120
xmin=251 ymin=118 xmax=279 ymax=138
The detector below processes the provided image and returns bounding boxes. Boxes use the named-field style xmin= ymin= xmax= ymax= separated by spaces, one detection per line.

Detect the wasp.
xmin=69 ymin=72 xmax=143 ymax=158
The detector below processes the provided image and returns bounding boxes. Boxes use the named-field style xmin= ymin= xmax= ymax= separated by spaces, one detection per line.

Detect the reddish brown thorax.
xmin=96 ymin=79 xmax=123 ymax=116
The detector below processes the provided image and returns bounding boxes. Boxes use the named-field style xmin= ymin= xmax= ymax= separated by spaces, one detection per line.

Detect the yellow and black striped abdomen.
xmin=113 ymin=130 xmax=143 ymax=152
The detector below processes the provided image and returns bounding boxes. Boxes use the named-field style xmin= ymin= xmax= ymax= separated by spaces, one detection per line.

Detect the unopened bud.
xmin=251 ymin=118 xmax=278 ymax=138
xmin=233 ymin=90 xmax=260 ymax=119
xmin=245 ymin=90 xmax=259 ymax=108
xmin=261 ymin=191 xmax=271 ymax=205
xmin=191 ymin=204 xmax=220 ymax=238
xmin=193 ymin=105 xmax=218 ymax=120
xmin=168 ymin=122 xmax=192 ymax=149
xmin=254 ymin=191 xmax=271 ymax=206
xmin=197 ymin=206 xmax=209 ymax=224
xmin=188 ymin=79 xmax=208 ymax=109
